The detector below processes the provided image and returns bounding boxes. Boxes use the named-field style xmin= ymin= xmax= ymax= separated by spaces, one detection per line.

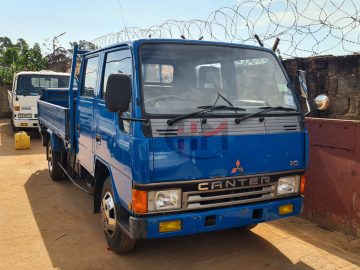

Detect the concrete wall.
xmin=0 ymin=83 xmax=11 ymax=119
xmin=283 ymin=54 xmax=360 ymax=119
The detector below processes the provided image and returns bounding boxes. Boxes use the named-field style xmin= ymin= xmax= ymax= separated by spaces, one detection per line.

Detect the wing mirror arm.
xmin=119 ymin=115 xmax=149 ymax=123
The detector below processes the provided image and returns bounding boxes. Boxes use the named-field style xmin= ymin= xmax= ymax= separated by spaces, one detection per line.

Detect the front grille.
xmin=17 ymin=113 xmax=33 ymax=119
xmin=183 ymin=183 xmax=276 ymax=210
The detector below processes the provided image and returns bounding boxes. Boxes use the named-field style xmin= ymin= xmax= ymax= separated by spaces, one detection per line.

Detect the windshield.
xmin=16 ymin=74 xmax=71 ymax=96
xmin=140 ymin=43 xmax=297 ymax=115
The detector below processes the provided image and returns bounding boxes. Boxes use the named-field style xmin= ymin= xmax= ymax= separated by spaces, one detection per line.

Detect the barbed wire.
xmin=91 ymin=0 xmax=360 ymax=57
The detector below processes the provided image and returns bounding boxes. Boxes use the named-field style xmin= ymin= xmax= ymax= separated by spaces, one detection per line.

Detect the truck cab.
xmin=38 ymin=39 xmax=329 ymax=253
xmin=8 ymin=70 xmax=71 ymax=132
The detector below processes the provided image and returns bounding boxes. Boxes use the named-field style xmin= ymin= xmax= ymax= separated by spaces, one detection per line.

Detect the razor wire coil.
xmin=91 ymin=0 xmax=360 ymax=57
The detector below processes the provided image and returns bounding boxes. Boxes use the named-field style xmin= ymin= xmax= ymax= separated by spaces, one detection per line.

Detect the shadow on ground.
xmin=270 ymin=218 xmax=360 ymax=267
xmin=24 ymin=169 xmax=315 ymax=270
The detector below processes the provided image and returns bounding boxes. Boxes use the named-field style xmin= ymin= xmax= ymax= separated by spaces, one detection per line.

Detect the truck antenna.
xmin=118 ymin=0 xmax=131 ymax=41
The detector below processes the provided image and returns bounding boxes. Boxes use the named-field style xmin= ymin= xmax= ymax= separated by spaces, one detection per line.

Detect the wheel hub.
xmin=101 ymin=191 xmax=117 ymax=237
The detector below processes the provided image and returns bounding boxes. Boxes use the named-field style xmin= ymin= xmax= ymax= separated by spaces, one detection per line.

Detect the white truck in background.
xmin=8 ymin=71 xmax=71 ymax=132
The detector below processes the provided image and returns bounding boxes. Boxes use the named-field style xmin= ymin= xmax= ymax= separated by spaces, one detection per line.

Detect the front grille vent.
xmin=183 ymin=183 xmax=276 ymax=210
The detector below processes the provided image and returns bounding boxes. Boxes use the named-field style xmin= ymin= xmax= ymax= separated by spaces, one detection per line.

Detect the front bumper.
xmin=126 ymin=196 xmax=303 ymax=239
xmin=13 ymin=118 xmax=38 ymax=128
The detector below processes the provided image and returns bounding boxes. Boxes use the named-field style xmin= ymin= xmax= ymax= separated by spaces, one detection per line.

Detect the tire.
xmin=11 ymin=119 xmax=19 ymax=133
xmin=47 ymin=140 xmax=64 ymax=181
xmin=101 ymin=177 xmax=136 ymax=253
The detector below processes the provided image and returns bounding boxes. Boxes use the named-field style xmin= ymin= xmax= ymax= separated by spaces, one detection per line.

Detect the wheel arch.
xmin=48 ymin=130 xmax=62 ymax=152
xmin=40 ymin=125 xmax=50 ymax=147
xmin=93 ymin=158 xmax=124 ymax=213
xmin=93 ymin=157 xmax=132 ymax=217
xmin=94 ymin=159 xmax=110 ymax=213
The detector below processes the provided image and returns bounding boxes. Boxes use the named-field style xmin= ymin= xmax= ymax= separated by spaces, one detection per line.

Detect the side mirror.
xmin=105 ymin=74 xmax=131 ymax=113
xmin=313 ymin=94 xmax=330 ymax=111
xmin=297 ymin=69 xmax=310 ymax=114
xmin=297 ymin=70 xmax=330 ymax=113
xmin=298 ymin=70 xmax=308 ymax=99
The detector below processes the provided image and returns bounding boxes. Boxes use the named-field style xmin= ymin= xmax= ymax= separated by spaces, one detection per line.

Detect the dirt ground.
xmin=0 ymin=119 xmax=359 ymax=270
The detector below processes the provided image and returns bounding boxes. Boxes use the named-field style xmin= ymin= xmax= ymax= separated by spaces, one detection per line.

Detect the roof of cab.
xmin=84 ymin=38 xmax=273 ymax=56
xmin=15 ymin=70 xmax=71 ymax=76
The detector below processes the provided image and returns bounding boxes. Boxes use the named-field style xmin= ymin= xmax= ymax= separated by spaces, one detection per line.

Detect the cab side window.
xmin=102 ymin=49 xmax=132 ymax=133
xmin=81 ymin=56 xmax=99 ymax=97
xmin=102 ymin=49 xmax=132 ymax=99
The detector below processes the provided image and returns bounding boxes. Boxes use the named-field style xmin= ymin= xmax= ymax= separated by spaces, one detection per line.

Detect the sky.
xmin=0 ymin=0 xmax=235 ymax=51
xmin=0 ymin=0 xmax=359 ymax=56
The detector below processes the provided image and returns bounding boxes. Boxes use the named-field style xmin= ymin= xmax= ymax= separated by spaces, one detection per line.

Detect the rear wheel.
xmin=101 ymin=177 xmax=136 ymax=253
xmin=47 ymin=140 xmax=64 ymax=181
xmin=11 ymin=119 xmax=19 ymax=133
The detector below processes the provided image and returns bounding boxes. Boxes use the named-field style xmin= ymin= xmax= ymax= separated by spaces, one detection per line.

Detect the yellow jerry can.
xmin=14 ymin=131 xmax=31 ymax=150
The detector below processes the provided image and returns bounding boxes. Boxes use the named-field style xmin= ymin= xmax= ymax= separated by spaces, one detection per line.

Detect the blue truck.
xmin=38 ymin=39 xmax=329 ymax=253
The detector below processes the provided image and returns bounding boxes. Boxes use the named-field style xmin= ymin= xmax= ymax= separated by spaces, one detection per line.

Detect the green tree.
xmin=0 ymin=37 xmax=46 ymax=84
xmin=0 ymin=37 xmax=13 ymax=54
xmin=69 ymin=40 xmax=98 ymax=51
xmin=28 ymin=43 xmax=46 ymax=70
xmin=0 ymin=47 xmax=19 ymax=83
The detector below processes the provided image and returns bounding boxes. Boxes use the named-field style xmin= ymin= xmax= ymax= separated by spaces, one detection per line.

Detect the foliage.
xmin=0 ymin=37 xmax=97 ymax=84
xmin=0 ymin=37 xmax=46 ymax=84
xmin=69 ymin=40 xmax=98 ymax=51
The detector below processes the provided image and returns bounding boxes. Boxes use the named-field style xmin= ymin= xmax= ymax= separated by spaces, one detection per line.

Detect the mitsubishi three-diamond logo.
xmin=231 ymin=159 xmax=244 ymax=174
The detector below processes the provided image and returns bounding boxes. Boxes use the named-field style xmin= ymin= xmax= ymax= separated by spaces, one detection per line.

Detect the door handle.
xmin=95 ymin=134 xmax=101 ymax=145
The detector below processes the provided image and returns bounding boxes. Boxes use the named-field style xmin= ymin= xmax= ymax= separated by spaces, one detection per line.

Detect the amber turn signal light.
xmin=132 ymin=189 xmax=148 ymax=213
xmin=300 ymin=175 xmax=306 ymax=194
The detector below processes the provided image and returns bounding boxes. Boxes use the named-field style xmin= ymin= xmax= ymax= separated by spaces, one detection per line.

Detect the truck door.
xmin=95 ymin=48 xmax=133 ymax=176
xmin=77 ymin=55 xmax=100 ymax=174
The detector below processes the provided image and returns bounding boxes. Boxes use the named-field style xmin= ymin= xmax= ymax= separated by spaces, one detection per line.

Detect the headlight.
xmin=277 ymin=176 xmax=300 ymax=195
xmin=148 ymin=189 xmax=181 ymax=211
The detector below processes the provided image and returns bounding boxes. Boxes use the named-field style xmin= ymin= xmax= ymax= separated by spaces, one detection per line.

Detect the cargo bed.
xmin=37 ymin=89 xmax=73 ymax=140
xmin=38 ymin=100 xmax=69 ymax=139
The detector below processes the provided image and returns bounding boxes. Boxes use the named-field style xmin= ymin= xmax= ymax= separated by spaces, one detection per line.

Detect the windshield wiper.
xmin=167 ymin=105 xmax=246 ymax=126
xmin=216 ymin=92 xmax=234 ymax=107
xmin=196 ymin=92 xmax=245 ymax=112
xmin=198 ymin=92 xmax=236 ymax=109
xmin=234 ymin=106 xmax=298 ymax=124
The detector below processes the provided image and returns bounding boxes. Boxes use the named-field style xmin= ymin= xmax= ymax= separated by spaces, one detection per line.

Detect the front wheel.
xmin=47 ymin=140 xmax=64 ymax=181
xmin=101 ymin=177 xmax=136 ymax=253
xmin=11 ymin=119 xmax=19 ymax=133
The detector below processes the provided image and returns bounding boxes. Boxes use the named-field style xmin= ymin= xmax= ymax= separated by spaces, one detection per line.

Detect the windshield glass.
xmin=140 ymin=43 xmax=297 ymax=115
xmin=16 ymin=74 xmax=71 ymax=96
